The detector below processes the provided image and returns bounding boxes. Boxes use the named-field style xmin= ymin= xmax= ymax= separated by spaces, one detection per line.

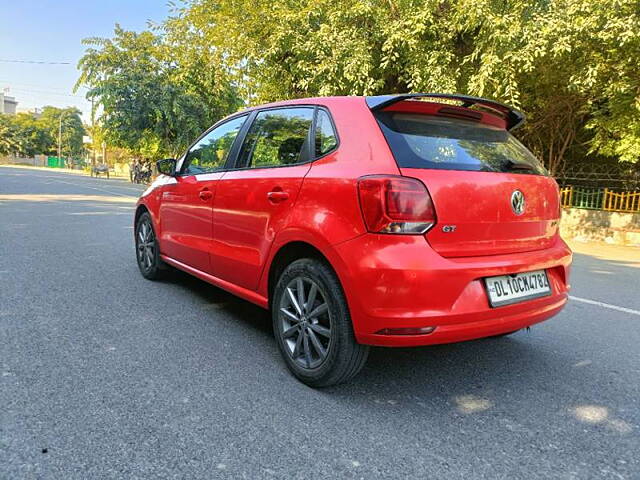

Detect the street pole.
xmin=91 ymin=98 xmax=96 ymax=168
xmin=57 ymin=110 xmax=67 ymax=167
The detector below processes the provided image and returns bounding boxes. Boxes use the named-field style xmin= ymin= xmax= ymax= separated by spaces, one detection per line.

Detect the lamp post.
xmin=57 ymin=110 xmax=68 ymax=167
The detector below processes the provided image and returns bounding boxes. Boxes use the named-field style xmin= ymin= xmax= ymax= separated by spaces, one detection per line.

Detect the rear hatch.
xmin=373 ymin=100 xmax=560 ymax=258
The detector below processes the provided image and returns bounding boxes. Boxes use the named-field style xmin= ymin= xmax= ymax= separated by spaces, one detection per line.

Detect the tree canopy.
xmin=75 ymin=0 xmax=640 ymax=172
xmin=76 ymin=25 xmax=242 ymax=159
xmin=0 ymin=107 xmax=84 ymax=158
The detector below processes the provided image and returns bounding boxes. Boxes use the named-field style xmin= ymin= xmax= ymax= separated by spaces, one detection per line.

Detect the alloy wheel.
xmin=278 ymin=276 xmax=332 ymax=369
xmin=137 ymin=219 xmax=156 ymax=272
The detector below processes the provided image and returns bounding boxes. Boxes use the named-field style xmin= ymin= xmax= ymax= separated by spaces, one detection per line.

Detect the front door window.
xmin=182 ymin=115 xmax=247 ymax=175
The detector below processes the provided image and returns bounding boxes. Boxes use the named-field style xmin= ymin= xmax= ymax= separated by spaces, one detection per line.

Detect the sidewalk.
xmin=565 ymin=238 xmax=640 ymax=264
xmin=0 ymin=164 xmax=129 ymax=180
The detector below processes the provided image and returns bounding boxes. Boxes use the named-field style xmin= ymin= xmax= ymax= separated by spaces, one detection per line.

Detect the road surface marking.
xmin=2 ymin=165 xmax=145 ymax=194
xmin=569 ymin=295 xmax=640 ymax=316
xmin=48 ymin=178 xmax=139 ymax=198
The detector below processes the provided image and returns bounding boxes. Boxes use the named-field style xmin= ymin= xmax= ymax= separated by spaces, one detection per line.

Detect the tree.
xmin=77 ymin=0 xmax=640 ymax=171
xmin=7 ymin=113 xmax=50 ymax=157
xmin=0 ymin=114 xmax=20 ymax=155
xmin=173 ymin=0 xmax=639 ymax=172
xmin=76 ymin=25 xmax=242 ymax=159
xmin=37 ymin=106 xmax=85 ymax=158
xmin=0 ymin=108 xmax=84 ymax=158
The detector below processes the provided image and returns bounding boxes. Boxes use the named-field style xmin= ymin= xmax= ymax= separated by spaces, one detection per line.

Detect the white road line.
xmin=569 ymin=295 xmax=640 ymax=316
xmin=47 ymin=178 xmax=139 ymax=198
xmin=56 ymin=176 xmax=144 ymax=193
xmin=2 ymin=166 xmax=144 ymax=193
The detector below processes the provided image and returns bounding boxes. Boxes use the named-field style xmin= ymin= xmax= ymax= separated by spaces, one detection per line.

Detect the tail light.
xmin=357 ymin=175 xmax=436 ymax=234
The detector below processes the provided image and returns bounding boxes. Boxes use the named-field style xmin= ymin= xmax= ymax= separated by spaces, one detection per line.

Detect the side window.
xmin=183 ymin=115 xmax=247 ymax=175
xmin=237 ymin=108 xmax=313 ymax=169
xmin=315 ymin=109 xmax=338 ymax=157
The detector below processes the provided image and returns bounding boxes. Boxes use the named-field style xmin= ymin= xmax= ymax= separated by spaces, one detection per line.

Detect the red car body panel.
xmin=211 ymin=164 xmax=312 ymax=291
xmin=412 ymin=168 xmax=561 ymax=257
xmin=333 ymin=234 xmax=570 ymax=346
xmin=158 ymin=173 xmax=223 ymax=273
xmin=136 ymin=95 xmax=572 ymax=347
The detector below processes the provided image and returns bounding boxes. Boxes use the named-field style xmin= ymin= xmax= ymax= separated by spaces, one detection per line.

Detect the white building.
xmin=0 ymin=92 xmax=18 ymax=114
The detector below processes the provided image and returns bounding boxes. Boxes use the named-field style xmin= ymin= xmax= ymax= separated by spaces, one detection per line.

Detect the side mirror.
xmin=156 ymin=158 xmax=177 ymax=176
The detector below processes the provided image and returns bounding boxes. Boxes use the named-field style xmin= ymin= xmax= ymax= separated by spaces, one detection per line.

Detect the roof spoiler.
xmin=365 ymin=93 xmax=525 ymax=131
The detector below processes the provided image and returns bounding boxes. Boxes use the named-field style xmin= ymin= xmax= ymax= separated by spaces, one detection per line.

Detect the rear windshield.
xmin=376 ymin=112 xmax=547 ymax=175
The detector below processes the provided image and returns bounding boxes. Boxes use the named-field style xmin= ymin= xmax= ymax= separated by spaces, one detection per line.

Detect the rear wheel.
xmin=272 ymin=258 xmax=369 ymax=387
xmin=135 ymin=212 xmax=166 ymax=280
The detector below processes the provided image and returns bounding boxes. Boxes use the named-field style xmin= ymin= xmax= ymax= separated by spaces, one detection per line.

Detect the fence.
xmin=560 ymin=186 xmax=640 ymax=213
xmin=0 ymin=155 xmax=47 ymax=167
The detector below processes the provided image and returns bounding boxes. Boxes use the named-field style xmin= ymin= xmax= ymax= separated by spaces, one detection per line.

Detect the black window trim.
xmin=177 ymin=104 xmax=341 ymax=176
xmin=177 ymin=112 xmax=251 ymax=177
xmin=312 ymin=106 xmax=340 ymax=161
xmin=225 ymin=104 xmax=340 ymax=172
xmin=227 ymin=105 xmax=315 ymax=172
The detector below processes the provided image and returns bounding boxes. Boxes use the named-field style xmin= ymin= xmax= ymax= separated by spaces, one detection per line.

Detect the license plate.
xmin=484 ymin=270 xmax=551 ymax=307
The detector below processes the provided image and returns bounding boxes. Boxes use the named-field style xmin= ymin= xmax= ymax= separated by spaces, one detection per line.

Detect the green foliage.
xmin=77 ymin=0 xmax=640 ymax=169
xmin=76 ymin=25 xmax=242 ymax=159
xmin=38 ymin=106 xmax=85 ymax=157
xmin=0 ymin=107 xmax=84 ymax=158
xmin=178 ymin=0 xmax=639 ymax=171
xmin=0 ymin=114 xmax=20 ymax=155
xmin=10 ymin=113 xmax=50 ymax=156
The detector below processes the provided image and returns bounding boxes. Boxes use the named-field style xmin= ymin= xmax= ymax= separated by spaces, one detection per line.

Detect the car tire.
xmin=272 ymin=258 xmax=369 ymax=387
xmin=135 ymin=212 xmax=167 ymax=280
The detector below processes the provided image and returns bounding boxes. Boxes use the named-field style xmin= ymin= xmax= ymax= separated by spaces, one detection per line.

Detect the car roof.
xmin=231 ymin=96 xmax=366 ymax=116
xmin=220 ymin=94 xmax=517 ymax=131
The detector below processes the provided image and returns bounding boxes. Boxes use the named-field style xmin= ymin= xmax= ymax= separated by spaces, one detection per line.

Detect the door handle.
xmin=199 ymin=188 xmax=213 ymax=201
xmin=267 ymin=190 xmax=289 ymax=203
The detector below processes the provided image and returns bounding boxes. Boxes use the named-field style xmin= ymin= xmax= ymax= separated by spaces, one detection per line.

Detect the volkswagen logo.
xmin=511 ymin=190 xmax=525 ymax=215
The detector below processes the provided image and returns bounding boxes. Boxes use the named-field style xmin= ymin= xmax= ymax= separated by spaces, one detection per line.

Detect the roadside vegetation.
xmin=0 ymin=107 xmax=85 ymax=159
xmin=63 ymin=0 xmax=640 ymax=173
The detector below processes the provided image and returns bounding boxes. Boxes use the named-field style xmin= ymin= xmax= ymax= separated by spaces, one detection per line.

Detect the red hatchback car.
xmin=134 ymin=93 xmax=572 ymax=386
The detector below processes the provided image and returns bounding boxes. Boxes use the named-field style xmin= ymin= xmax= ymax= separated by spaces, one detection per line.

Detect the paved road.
xmin=1 ymin=166 xmax=639 ymax=479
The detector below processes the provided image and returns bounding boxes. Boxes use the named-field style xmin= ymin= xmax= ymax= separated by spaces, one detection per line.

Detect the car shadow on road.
xmin=161 ymin=268 xmax=274 ymax=336
xmin=159 ymin=267 xmax=561 ymax=395
xmin=155 ymin=258 xmax=636 ymax=439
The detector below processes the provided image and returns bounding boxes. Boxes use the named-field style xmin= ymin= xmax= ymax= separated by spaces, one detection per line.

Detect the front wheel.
xmin=272 ymin=258 xmax=369 ymax=387
xmin=135 ymin=212 xmax=166 ymax=280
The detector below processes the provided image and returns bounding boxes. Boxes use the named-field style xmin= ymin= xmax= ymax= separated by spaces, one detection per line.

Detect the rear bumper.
xmin=334 ymin=234 xmax=572 ymax=347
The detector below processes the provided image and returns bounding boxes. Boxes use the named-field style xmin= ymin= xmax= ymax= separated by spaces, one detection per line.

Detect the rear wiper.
xmin=502 ymin=159 xmax=536 ymax=172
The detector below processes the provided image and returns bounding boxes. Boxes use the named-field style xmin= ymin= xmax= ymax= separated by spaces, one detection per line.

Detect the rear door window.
xmin=376 ymin=112 xmax=547 ymax=175
xmin=237 ymin=108 xmax=314 ymax=169
xmin=314 ymin=109 xmax=338 ymax=157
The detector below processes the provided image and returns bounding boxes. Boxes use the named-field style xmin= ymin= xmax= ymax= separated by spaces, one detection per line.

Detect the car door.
xmin=159 ymin=114 xmax=247 ymax=273
xmin=211 ymin=107 xmax=315 ymax=290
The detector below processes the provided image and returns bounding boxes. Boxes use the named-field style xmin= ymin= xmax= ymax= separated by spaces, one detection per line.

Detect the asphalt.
xmin=1 ymin=166 xmax=639 ymax=479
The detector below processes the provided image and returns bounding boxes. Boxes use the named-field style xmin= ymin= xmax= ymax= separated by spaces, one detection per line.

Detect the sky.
xmin=0 ymin=1 xmax=172 ymax=123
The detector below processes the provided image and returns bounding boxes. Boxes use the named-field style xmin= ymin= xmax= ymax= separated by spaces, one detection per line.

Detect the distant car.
xmin=133 ymin=94 xmax=572 ymax=387
xmin=91 ymin=164 xmax=109 ymax=178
